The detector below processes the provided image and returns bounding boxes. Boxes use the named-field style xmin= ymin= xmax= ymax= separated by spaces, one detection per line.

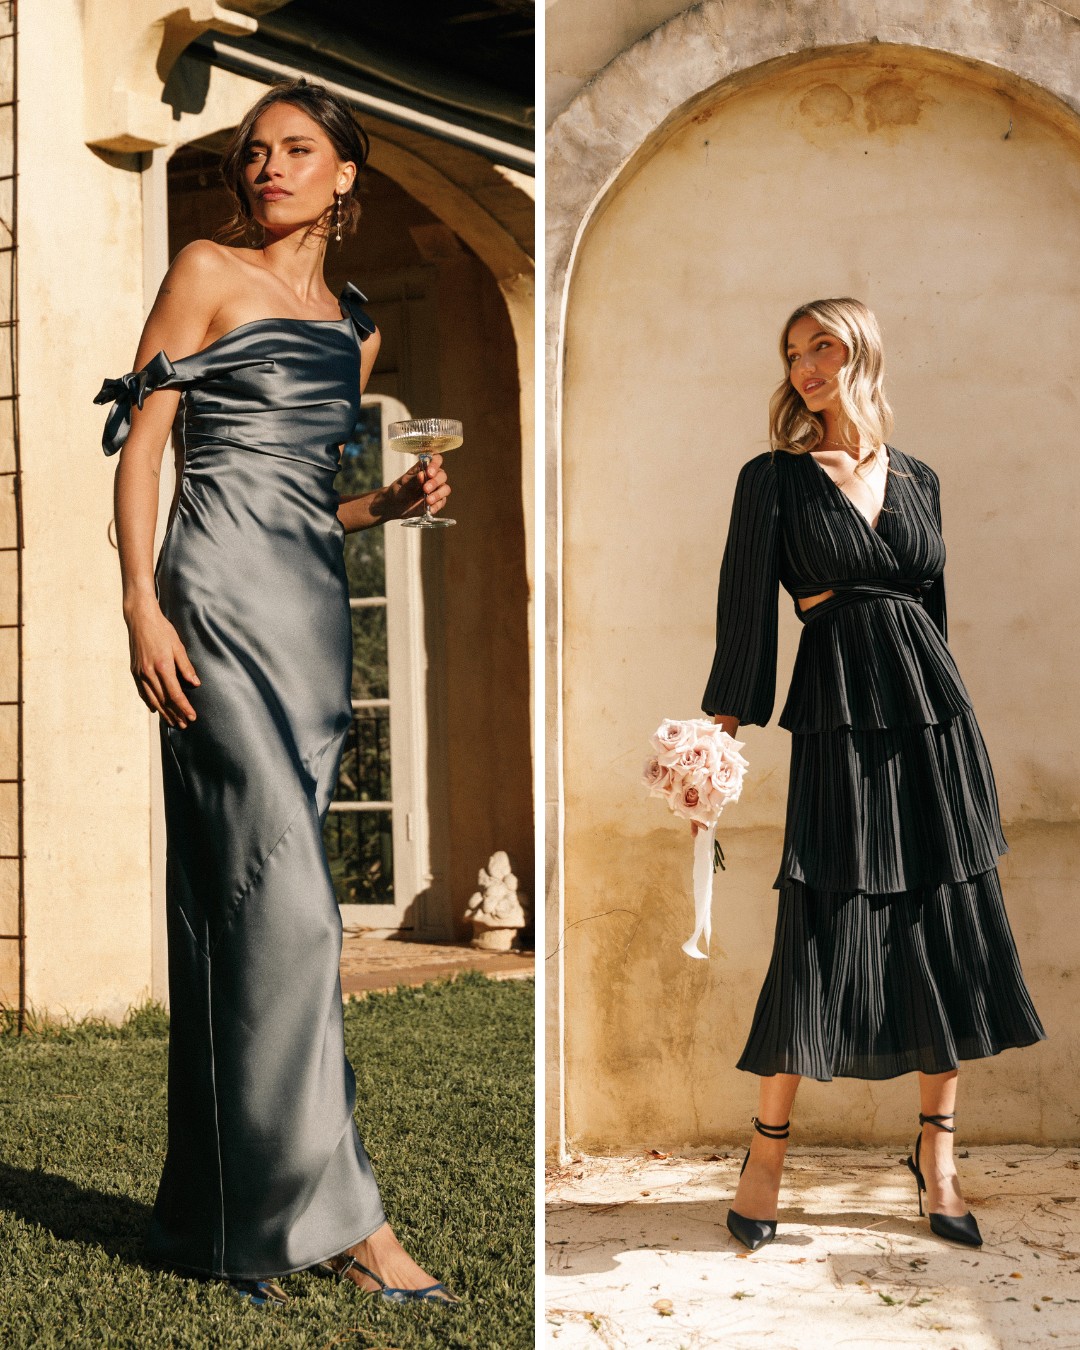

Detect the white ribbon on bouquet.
xmin=683 ymin=821 xmax=717 ymax=960
xmin=642 ymin=718 xmax=749 ymax=960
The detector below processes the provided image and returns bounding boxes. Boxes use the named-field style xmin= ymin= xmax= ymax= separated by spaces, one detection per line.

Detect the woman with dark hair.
xmin=95 ymin=78 xmax=455 ymax=1307
xmin=702 ymin=297 xmax=1045 ymax=1253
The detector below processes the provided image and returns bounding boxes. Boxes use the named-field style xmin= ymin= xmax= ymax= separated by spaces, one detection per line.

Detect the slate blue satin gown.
xmin=95 ymin=281 xmax=388 ymax=1279
xmin=703 ymin=447 xmax=1045 ymax=1081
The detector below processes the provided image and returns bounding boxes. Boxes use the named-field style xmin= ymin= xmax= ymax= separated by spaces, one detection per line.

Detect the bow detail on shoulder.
xmin=338 ymin=280 xmax=377 ymax=342
xmin=93 ymin=350 xmax=178 ymax=456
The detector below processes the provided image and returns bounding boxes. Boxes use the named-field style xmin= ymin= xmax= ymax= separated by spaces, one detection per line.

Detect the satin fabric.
xmin=703 ymin=447 xmax=1045 ymax=1079
xmin=95 ymin=281 xmax=387 ymax=1278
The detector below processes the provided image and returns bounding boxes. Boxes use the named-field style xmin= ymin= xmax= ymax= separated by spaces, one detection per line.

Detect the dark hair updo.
xmin=216 ymin=76 xmax=370 ymax=246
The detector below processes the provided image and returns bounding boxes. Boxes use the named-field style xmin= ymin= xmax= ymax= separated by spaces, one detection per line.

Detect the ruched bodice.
xmin=94 ymin=280 xmax=388 ymax=1280
xmin=96 ymin=279 xmax=375 ymax=466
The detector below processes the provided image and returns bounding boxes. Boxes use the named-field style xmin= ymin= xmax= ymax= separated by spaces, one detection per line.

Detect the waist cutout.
xmin=794 ymin=581 xmax=925 ymax=626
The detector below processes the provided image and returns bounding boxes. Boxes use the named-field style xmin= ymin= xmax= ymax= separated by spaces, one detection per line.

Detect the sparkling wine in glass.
xmin=387 ymin=418 xmax=462 ymax=529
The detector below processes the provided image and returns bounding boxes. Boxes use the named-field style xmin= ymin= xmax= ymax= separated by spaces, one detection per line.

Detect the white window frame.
xmin=335 ymin=393 xmax=435 ymax=933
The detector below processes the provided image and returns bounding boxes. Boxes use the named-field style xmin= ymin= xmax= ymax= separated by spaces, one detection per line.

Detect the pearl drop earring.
xmin=333 ymin=192 xmax=342 ymax=243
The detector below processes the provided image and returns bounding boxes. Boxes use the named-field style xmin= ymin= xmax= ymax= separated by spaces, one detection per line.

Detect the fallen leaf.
xmin=731 ymin=1291 xmax=754 ymax=1300
xmin=1010 ymin=1272 xmax=1023 ymax=1279
xmin=653 ymin=1299 xmax=674 ymax=1317
xmin=647 ymin=1150 xmax=670 ymax=1160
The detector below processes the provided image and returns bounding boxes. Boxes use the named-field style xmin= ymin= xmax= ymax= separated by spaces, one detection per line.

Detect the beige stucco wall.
xmin=558 ymin=46 xmax=1080 ymax=1148
xmin=17 ymin=4 xmax=155 ymax=1019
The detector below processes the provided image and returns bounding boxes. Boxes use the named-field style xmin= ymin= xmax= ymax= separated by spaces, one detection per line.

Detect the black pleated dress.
xmin=702 ymin=446 xmax=1045 ymax=1081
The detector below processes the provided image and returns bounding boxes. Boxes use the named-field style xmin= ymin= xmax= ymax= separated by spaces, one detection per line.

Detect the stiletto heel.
xmin=227 ymin=1276 xmax=289 ymax=1307
xmin=904 ymin=1112 xmax=982 ymax=1247
xmin=726 ymin=1116 xmax=790 ymax=1251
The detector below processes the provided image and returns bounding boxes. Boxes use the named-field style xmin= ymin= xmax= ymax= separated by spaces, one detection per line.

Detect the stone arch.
xmin=548 ymin=0 xmax=1080 ymax=326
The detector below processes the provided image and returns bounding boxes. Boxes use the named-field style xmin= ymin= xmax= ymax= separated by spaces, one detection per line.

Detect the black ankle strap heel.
xmin=752 ymin=1117 xmax=790 ymax=1140
xmin=919 ymin=1112 xmax=956 ymax=1132
xmin=726 ymin=1117 xmax=791 ymax=1252
xmin=905 ymin=1112 xmax=982 ymax=1248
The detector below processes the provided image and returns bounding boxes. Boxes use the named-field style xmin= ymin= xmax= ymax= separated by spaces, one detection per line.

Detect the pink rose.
xmin=709 ymin=753 xmax=747 ymax=807
xmin=671 ymin=743 xmax=711 ymax=778
xmin=694 ymin=774 xmax=724 ymax=820
xmin=669 ymin=779 xmax=713 ymax=826
xmin=641 ymin=757 xmax=674 ymax=797
xmin=651 ymin=718 xmax=698 ymax=765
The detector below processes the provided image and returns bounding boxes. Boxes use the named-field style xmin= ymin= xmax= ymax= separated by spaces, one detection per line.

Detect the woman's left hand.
xmin=390 ymin=454 xmax=451 ymax=520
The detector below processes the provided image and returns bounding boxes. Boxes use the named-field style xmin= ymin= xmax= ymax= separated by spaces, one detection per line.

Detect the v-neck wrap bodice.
xmin=702 ymin=446 xmax=967 ymax=734
xmin=703 ymin=445 xmax=1007 ymax=897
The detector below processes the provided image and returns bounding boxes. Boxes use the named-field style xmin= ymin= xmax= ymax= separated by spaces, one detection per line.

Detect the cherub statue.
xmin=465 ymin=850 xmax=527 ymax=951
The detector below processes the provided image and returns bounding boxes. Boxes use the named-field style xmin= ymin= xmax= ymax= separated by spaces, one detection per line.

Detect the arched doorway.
xmin=553 ymin=39 xmax=1080 ymax=1152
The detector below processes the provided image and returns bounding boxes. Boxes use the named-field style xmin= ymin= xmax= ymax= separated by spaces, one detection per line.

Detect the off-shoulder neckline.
xmin=185 ymin=280 xmax=368 ymax=359
xmin=190 ymin=310 xmax=352 ymax=359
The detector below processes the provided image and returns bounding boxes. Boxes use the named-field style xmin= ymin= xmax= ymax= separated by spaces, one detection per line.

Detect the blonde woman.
xmin=702 ymin=298 xmax=1044 ymax=1252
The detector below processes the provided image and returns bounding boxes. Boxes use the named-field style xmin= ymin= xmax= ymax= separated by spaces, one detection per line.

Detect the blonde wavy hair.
xmin=769 ymin=298 xmax=894 ymax=468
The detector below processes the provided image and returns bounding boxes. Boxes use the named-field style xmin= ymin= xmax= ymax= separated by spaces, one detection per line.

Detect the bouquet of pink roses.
xmin=643 ymin=718 xmax=749 ymax=959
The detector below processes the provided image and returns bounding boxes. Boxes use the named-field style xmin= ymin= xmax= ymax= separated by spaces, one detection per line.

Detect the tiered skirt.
xmin=736 ymin=593 xmax=1045 ymax=1081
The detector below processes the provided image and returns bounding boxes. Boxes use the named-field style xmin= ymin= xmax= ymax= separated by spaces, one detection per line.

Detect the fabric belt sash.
xmin=794 ymin=581 xmax=925 ymax=626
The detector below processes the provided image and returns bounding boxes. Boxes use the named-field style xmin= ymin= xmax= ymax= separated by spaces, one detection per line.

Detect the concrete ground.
xmin=546 ymin=1148 xmax=1080 ymax=1349
xmin=339 ymin=931 xmax=534 ymax=996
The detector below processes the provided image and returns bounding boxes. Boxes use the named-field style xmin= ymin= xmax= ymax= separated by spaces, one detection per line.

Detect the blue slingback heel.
xmin=318 ymin=1252 xmax=460 ymax=1305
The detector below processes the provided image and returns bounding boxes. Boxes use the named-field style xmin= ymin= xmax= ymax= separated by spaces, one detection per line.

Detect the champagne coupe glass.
xmin=387 ymin=417 xmax=462 ymax=529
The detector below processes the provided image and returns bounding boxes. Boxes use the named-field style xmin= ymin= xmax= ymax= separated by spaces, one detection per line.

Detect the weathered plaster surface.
xmin=550 ymin=12 xmax=1080 ymax=1154
xmin=19 ymin=3 xmax=156 ymax=1019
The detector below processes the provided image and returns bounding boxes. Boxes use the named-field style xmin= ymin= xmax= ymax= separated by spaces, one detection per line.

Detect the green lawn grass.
xmin=0 ymin=973 xmax=534 ymax=1349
